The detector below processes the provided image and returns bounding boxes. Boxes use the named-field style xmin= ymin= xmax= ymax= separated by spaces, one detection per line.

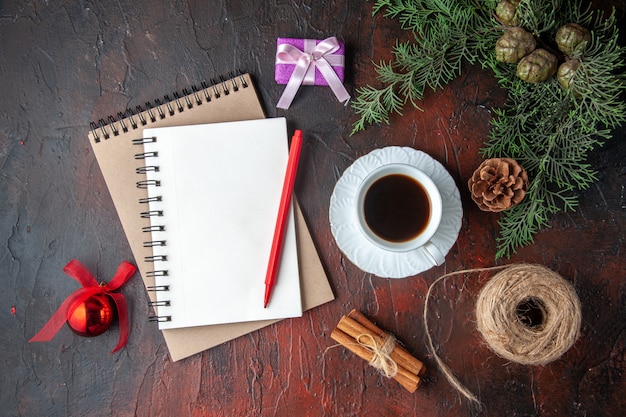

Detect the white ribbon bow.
xmin=276 ymin=37 xmax=350 ymax=109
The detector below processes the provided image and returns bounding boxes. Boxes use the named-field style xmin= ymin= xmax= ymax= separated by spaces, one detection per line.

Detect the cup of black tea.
xmin=356 ymin=164 xmax=445 ymax=265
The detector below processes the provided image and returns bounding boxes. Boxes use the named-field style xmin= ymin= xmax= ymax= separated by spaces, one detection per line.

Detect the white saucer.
xmin=329 ymin=147 xmax=463 ymax=278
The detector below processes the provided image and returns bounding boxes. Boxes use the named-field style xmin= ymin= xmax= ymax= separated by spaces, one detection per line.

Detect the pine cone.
xmin=468 ymin=158 xmax=529 ymax=212
xmin=495 ymin=27 xmax=536 ymax=64
xmin=516 ymin=49 xmax=558 ymax=83
xmin=496 ymin=0 xmax=520 ymax=26
xmin=556 ymin=23 xmax=591 ymax=57
xmin=557 ymin=59 xmax=581 ymax=93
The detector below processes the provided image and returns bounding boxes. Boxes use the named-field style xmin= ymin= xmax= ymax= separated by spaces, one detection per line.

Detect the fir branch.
xmin=572 ymin=12 xmax=626 ymax=128
xmin=355 ymin=0 xmax=626 ymax=258
xmin=352 ymin=0 xmax=499 ymax=134
xmin=484 ymin=6 xmax=626 ymax=257
xmin=516 ymin=0 xmax=563 ymax=36
xmin=351 ymin=83 xmax=403 ymax=134
xmin=495 ymin=196 xmax=542 ymax=259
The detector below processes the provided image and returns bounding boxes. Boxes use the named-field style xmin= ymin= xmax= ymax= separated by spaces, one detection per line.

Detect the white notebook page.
xmin=141 ymin=117 xmax=302 ymax=329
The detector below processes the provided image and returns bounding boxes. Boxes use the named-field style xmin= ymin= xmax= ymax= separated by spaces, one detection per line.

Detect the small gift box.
xmin=275 ymin=37 xmax=346 ymax=86
xmin=275 ymin=36 xmax=350 ymax=109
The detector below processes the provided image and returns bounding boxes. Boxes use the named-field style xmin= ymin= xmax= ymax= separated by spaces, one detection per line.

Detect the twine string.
xmin=356 ymin=333 xmax=398 ymax=378
xmin=423 ymin=266 xmax=501 ymax=404
xmin=424 ymin=264 xmax=581 ymax=405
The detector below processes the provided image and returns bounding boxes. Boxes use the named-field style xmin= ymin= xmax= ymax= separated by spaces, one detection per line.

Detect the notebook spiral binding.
xmin=90 ymin=74 xmax=249 ymax=143
xmin=134 ymin=133 xmax=173 ymax=323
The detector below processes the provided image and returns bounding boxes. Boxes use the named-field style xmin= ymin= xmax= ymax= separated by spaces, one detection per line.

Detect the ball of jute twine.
xmin=424 ymin=264 xmax=581 ymax=404
xmin=476 ymin=264 xmax=582 ymax=365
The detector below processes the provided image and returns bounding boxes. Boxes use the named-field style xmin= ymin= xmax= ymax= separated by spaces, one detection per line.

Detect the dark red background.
xmin=1 ymin=1 xmax=624 ymax=416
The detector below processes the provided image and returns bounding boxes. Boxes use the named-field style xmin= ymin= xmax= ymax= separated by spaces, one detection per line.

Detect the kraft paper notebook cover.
xmin=88 ymin=73 xmax=334 ymax=360
xmin=140 ymin=118 xmax=302 ymax=329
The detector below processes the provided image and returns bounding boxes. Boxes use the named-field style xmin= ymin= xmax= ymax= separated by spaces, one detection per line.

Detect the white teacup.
xmin=355 ymin=164 xmax=445 ymax=266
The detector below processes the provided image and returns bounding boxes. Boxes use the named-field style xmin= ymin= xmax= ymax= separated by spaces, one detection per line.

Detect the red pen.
xmin=264 ymin=129 xmax=303 ymax=308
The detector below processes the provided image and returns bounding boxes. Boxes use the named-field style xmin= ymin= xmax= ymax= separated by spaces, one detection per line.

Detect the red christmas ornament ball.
xmin=67 ymin=294 xmax=116 ymax=337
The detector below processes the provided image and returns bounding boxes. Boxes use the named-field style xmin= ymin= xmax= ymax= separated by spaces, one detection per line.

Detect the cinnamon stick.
xmin=348 ymin=310 xmax=426 ymax=376
xmin=330 ymin=327 xmax=421 ymax=393
xmin=330 ymin=310 xmax=427 ymax=392
xmin=337 ymin=310 xmax=426 ymax=376
xmin=347 ymin=310 xmax=425 ymax=376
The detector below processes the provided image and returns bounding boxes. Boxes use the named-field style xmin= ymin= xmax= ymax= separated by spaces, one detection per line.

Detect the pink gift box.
xmin=275 ymin=37 xmax=345 ymax=86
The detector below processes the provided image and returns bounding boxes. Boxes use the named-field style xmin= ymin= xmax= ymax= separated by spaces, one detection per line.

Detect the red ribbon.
xmin=29 ymin=260 xmax=136 ymax=353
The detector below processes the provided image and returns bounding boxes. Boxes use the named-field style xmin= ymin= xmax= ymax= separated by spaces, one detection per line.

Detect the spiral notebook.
xmin=139 ymin=118 xmax=302 ymax=329
xmin=88 ymin=74 xmax=334 ymax=359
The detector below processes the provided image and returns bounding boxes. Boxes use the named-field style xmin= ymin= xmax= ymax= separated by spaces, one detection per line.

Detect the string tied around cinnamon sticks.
xmin=330 ymin=309 xmax=426 ymax=393
xmin=355 ymin=332 xmax=398 ymax=378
